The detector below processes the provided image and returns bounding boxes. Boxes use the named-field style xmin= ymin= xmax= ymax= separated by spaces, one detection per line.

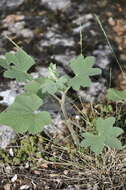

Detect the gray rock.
xmin=0 ymin=81 xmax=24 ymax=106
xmin=0 ymin=125 xmax=16 ymax=149
xmin=39 ymin=29 xmax=74 ymax=47
xmin=44 ymin=114 xmax=64 ymax=138
xmin=77 ymin=78 xmax=107 ymax=103
xmin=53 ymin=52 xmax=75 ymax=71
xmin=0 ymin=89 xmax=17 ymax=106
xmin=73 ymin=14 xmax=93 ymax=34
xmin=44 ymin=114 xmax=72 ymax=145
xmin=93 ymin=45 xmax=112 ymax=69
xmin=2 ymin=21 xmax=33 ymax=39
xmin=18 ymin=28 xmax=34 ymax=39
xmin=41 ymin=0 xmax=71 ymax=11
xmin=0 ymin=0 xmax=24 ymax=10
xmin=2 ymin=21 xmax=25 ymax=34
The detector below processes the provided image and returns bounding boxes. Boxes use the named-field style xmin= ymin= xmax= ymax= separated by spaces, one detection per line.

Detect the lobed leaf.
xmin=0 ymin=94 xmax=51 ymax=134
xmin=68 ymin=55 xmax=101 ymax=90
xmin=107 ymin=88 xmax=126 ymax=101
xmin=81 ymin=117 xmax=123 ymax=154
xmin=41 ymin=75 xmax=68 ymax=95
xmin=24 ymin=77 xmax=45 ymax=95
xmin=0 ymin=49 xmax=35 ymax=82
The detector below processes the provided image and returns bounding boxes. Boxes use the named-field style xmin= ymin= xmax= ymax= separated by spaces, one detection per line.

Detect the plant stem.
xmin=60 ymin=87 xmax=80 ymax=147
xmin=52 ymin=94 xmax=61 ymax=103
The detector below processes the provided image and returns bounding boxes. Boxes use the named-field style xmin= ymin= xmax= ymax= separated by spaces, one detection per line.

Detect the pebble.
xmin=0 ymin=125 xmax=16 ymax=149
xmin=40 ymin=0 xmax=71 ymax=11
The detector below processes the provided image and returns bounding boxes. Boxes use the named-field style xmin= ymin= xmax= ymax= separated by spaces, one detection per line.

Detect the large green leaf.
xmin=0 ymin=94 xmax=51 ymax=134
xmin=0 ymin=49 xmax=35 ymax=82
xmin=68 ymin=55 xmax=101 ymax=90
xmin=81 ymin=117 xmax=123 ymax=154
xmin=24 ymin=77 xmax=45 ymax=95
xmin=107 ymin=88 xmax=126 ymax=101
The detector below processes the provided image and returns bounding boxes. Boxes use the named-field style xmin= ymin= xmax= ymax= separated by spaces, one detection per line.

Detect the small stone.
xmin=19 ymin=29 xmax=34 ymax=39
xmin=4 ymin=166 xmax=12 ymax=174
xmin=0 ymin=90 xmax=17 ymax=106
xmin=9 ymin=148 xmax=14 ymax=157
xmin=0 ymin=125 xmax=16 ymax=149
xmin=20 ymin=185 xmax=30 ymax=190
xmin=40 ymin=0 xmax=71 ymax=11
xmin=11 ymin=174 xmax=17 ymax=182
xmin=108 ymin=17 xmax=115 ymax=26
xmin=120 ymin=54 xmax=126 ymax=61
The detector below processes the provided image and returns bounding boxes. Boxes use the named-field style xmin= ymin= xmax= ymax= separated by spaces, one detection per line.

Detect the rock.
xmin=53 ymin=52 xmax=75 ymax=68
xmin=2 ymin=20 xmax=34 ymax=40
xmin=40 ymin=0 xmax=71 ymax=11
xmin=19 ymin=28 xmax=34 ymax=39
xmin=93 ymin=45 xmax=112 ymax=70
xmin=39 ymin=28 xmax=75 ymax=47
xmin=2 ymin=21 xmax=25 ymax=35
xmin=120 ymin=54 xmax=126 ymax=61
xmin=72 ymin=14 xmax=93 ymax=34
xmin=0 ymin=90 xmax=17 ymax=106
xmin=0 ymin=81 xmax=24 ymax=106
xmin=77 ymin=78 xmax=107 ymax=103
xmin=0 ymin=125 xmax=16 ymax=149
xmin=2 ymin=14 xmax=33 ymax=40
xmin=44 ymin=114 xmax=72 ymax=145
xmin=0 ymin=0 xmax=24 ymax=10
xmin=108 ymin=17 xmax=116 ymax=26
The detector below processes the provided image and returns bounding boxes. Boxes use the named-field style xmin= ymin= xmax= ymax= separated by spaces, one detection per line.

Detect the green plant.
xmin=81 ymin=117 xmax=123 ymax=154
xmin=0 ymin=41 xmax=124 ymax=154
xmin=107 ymin=88 xmax=126 ymax=102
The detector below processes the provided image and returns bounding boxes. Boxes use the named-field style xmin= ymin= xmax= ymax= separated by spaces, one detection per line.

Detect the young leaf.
xmin=81 ymin=117 xmax=123 ymax=154
xmin=0 ymin=94 xmax=51 ymax=134
xmin=41 ymin=76 xmax=68 ymax=95
xmin=0 ymin=49 xmax=35 ymax=82
xmin=48 ymin=63 xmax=59 ymax=79
xmin=56 ymin=76 xmax=68 ymax=90
xmin=68 ymin=55 xmax=101 ymax=90
xmin=107 ymin=88 xmax=126 ymax=101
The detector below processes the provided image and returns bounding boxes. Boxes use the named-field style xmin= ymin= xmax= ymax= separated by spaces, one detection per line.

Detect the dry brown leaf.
xmin=3 ymin=14 xmax=24 ymax=24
